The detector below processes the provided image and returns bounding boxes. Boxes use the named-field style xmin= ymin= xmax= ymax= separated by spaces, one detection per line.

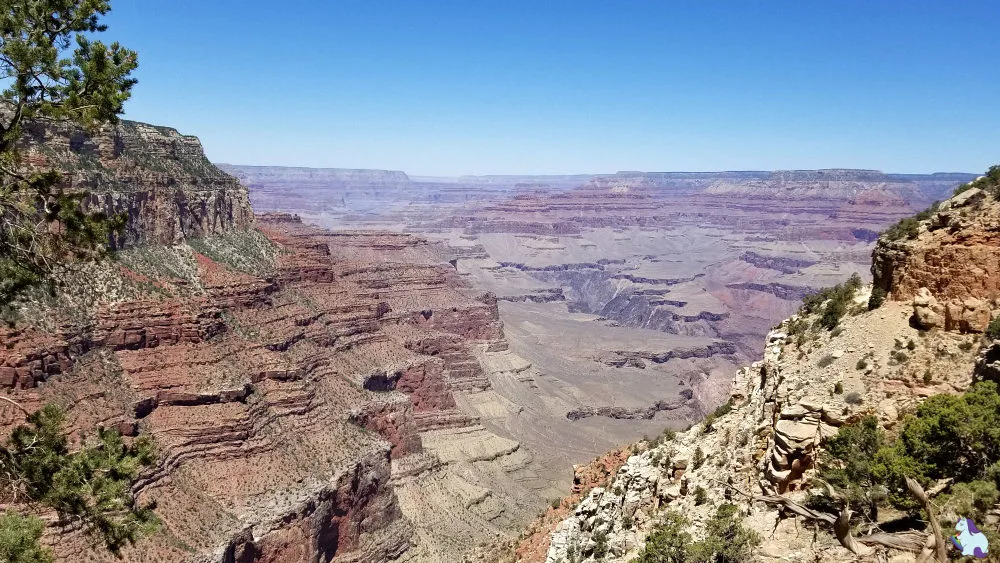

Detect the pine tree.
xmin=0 ymin=0 xmax=137 ymax=315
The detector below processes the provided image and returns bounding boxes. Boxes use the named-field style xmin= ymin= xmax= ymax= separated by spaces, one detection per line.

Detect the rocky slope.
xmin=533 ymin=182 xmax=1000 ymax=562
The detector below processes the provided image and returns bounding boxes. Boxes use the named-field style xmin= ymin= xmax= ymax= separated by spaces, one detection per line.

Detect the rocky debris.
xmin=911 ymin=287 xmax=992 ymax=332
xmin=975 ymin=341 xmax=1000 ymax=383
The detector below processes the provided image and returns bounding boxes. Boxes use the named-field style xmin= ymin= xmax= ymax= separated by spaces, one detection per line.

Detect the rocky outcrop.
xmin=873 ymin=188 xmax=1000 ymax=304
xmin=738 ymin=251 xmax=817 ymax=274
xmin=565 ymin=397 xmax=691 ymax=421
xmin=21 ymin=118 xmax=253 ymax=249
xmin=542 ymin=288 xmax=986 ymax=562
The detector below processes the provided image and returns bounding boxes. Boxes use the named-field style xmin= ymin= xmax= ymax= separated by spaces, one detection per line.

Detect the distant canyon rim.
xmin=221 ymin=164 xmax=974 ymax=483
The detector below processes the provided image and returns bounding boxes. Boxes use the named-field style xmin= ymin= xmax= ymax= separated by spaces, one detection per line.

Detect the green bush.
xmin=868 ymin=287 xmax=886 ymax=310
xmin=694 ymin=486 xmax=708 ymax=505
xmin=592 ymin=529 xmax=609 ymax=559
xmin=883 ymin=217 xmax=921 ymax=241
xmin=692 ymin=447 xmax=705 ymax=469
xmin=802 ymin=273 xmax=862 ymax=330
xmin=0 ymin=512 xmax=53 ymax=563
xmin=659 ymin=427 xmax=677 ymax=444
xmin=636 ymin=505 xmax=760 ymax=563
xmin=844 ymin=392 xmax=863 ymax=405
xmin=703 ymin=399 xmax=734 ymax=431
xmin=939 ymin=480 xmax=999 ymax=522
xmin=817 ymin=354 xmax=836 ymax=368
xmin=636 ymin=512 xmax=691 ymax=563
xmin=855 ymin=359 xmax=867 ymax=371
xmin=882 ymin=201 xmax=941 ymax=242
xmin=987 ymin=316 xmax=1000 ymax=341
xmin=953 ymin=165 xmax=1000 ymax=199
xmin=819 ymin=382 xmax=1000 ymax=519
xmin=687 ymin=504 xmax=761 ymax=563
xmin=817 ymin=416 xmax=888 ymax=518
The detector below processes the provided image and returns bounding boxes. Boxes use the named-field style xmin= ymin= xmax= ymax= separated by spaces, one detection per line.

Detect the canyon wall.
xmin=21 ymin=118 xmax=253 ymax=248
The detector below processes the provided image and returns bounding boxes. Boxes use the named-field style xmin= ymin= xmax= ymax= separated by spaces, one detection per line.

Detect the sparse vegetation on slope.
xmin=953 ymin=165 xmax=1000 ymax=198
xmin=801 ymin=272 xmax=863 ymax=330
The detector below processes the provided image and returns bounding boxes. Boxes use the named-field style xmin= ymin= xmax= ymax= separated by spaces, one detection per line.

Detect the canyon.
xmin=226 ymin=164 xmax=975 ymax=477
xmin=0 ymin=118 xmax=979 ymax=562
xmin=538 ymin=177 xmax=1000 ymax=563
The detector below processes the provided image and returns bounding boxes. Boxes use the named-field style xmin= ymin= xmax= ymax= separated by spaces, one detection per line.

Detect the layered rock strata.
xmin=0 ymin=214 xmax=549 ymax=561
xmin=21 ymin=118 xmax=253 ymax=248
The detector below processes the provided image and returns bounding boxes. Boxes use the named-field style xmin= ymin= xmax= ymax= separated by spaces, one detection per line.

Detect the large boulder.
xmin=912 ymin=287 xmax=945 ymax=329
xmin=944 ymin=297 xmax=991 ymax=333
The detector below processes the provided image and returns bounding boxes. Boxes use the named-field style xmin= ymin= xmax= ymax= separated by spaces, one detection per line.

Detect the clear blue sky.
xmin=106 ymin=0 xmax=999 ymax=176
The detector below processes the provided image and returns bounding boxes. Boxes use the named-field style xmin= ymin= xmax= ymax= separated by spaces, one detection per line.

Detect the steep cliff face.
xmin=21 ymin=118 xmax=253 ymax=248
xmin=532 ymin=185 xmax=1000 ymax=563
xmin=873 ymin=188 xmax=1000 ymax=331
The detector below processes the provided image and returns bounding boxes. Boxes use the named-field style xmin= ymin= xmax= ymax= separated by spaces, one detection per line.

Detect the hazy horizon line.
xmin=215 ymin=162 xmax=979 ymax=178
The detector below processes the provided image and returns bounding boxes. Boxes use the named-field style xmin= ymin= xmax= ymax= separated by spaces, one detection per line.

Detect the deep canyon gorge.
xmin=0 ymin=119 xmax=976 ymax=561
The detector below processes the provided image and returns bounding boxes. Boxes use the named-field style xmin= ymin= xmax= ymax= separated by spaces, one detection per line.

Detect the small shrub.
xmin=692 ymin=447 xmax=705 ymax=469
xmin=551 ymin=498 xmax=561 ymax=509
xmin=855 ymin=359 xmax=868 ymax=371
xmin=959 ymin=340 xmax=975 ymax=352
xmin=694 ymin=486 xmax=708 ymax=505
xmin=987 ymin=316 xmax=1000 ymax=341
xmin=636 ymin=512 xmax=691 ymax=563
xmin=883 ymin=217 xmax=921 ymax=241
xmin=0 ymin=512 xmax=53 ymax=563
xmin=834 ymin=381 xmax=844 ymax=394
xmin=817 ymin=354 xmax=836 ymax=368
xmin=592 ymin=529 xmax=609 ymax=559
xmin=687 ymin=504 xmax=761 ymax=562
xmin=923 ymin=369 xmax=933 ymax=385
xmin=868 ymin=286 xmax=887 ymax=310
xmin=622 ymin=514 xmax=634 ymax=530
xmin=659 ymin=428 xmax=676 ymax=444
xmin=892 ymin=350 xmax=909 ymax=363
xmin=711 ymin=399 xmax=733 ymax=419
xmin=830 ymin=326 xmax=844 ymax=337
xmin=906 ymin=340 xmax=916 ymax=351
xmin=845 ymin=391 xmax=863 ymax=405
